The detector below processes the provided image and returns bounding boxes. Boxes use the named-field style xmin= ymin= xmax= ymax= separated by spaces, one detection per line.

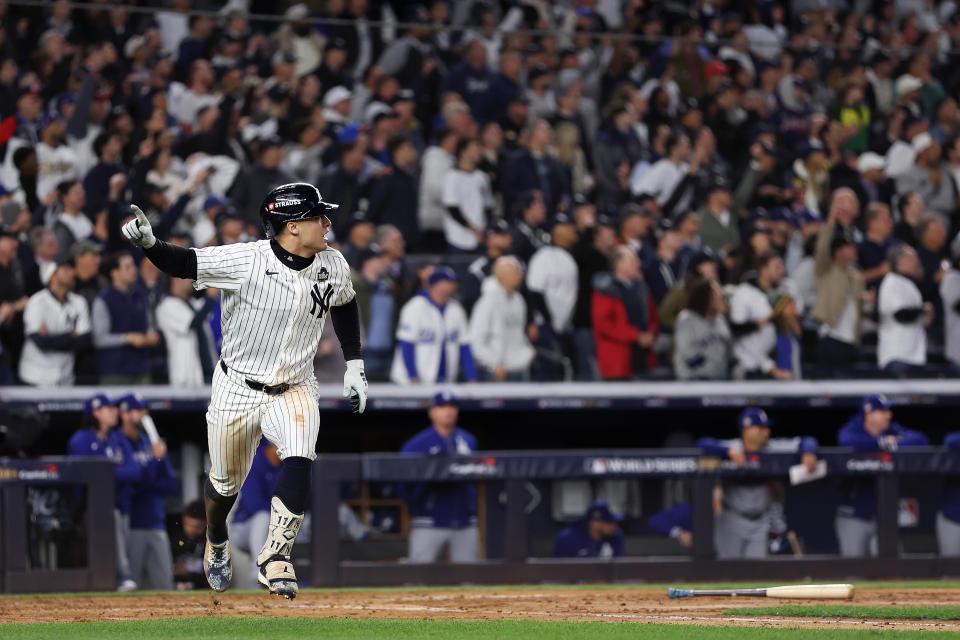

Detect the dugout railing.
xmin=310 ymin=448 xmax=960 ymax=587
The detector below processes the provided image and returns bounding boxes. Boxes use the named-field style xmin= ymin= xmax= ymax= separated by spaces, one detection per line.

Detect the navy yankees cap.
xmin=84 ymin=393 xmax=114 ymax=415
xmin=862 ymin=394 xmax=892 ymax=414
xmin=739 ymin=407 xmax=771 ymax=430
xmin=116 ymin=393 xmax=147 ymax=412
xmin=586 ymin=500 xmax=623 ymax=523
xmin=432 ymin=390 xmax=458 ymax=407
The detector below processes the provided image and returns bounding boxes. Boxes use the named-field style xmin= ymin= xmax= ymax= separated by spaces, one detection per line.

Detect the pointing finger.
xmin=130 ymin=204 xmax=148 ymax=226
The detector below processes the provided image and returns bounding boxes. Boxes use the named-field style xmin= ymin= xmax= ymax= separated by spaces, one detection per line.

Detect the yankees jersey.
xmin=192 ymin=240 xmax=355 ymax=386
xmin=19 ymin=288 xmax=90 ymax=386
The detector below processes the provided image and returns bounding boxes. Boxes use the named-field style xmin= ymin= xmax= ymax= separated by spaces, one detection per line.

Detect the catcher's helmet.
xmin=259 ymin=182 xmax=339 ymax=238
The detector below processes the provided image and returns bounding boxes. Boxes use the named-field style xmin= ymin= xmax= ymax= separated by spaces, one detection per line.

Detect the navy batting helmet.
xmin=260 ymin=182 xmax=339 ymax=238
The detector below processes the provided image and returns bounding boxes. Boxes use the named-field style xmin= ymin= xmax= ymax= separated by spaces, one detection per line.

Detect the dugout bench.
xmin=0 ymin=457 xmax=116 ymax=593
xmin=310 ymin=448 xmax=960 ymax=587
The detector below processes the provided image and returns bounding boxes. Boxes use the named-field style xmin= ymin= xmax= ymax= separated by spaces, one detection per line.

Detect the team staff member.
xmin=399 ymin=391 xmax=479 ymax=564
xmin=553 ymin=501 xmax=625 ymax=558
xmin=697 ymin=408 xmax=818 ymax=558
xmin=941 ymin=433 xmax=960 ymax=557
xmin=835 ymin=394 xmax=929 ymax=557
xmin=67 ymin=393 xmax=140 ymax=591
xmin=230 ymin=440 xmax=282 ymax=587
xmin=18 ymin=257 xmax=91 ymax=386
xmin=119 ymin=393 xmax=179 ymax=590
xmin=390 ymin=267 xmax=478 ymax=384
xmin=122 ymin=182 xmax=368 ymax=599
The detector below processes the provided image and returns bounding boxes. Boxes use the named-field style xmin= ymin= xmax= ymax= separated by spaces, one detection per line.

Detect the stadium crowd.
xmin=6 ymin=0 xmax=960 ymax=384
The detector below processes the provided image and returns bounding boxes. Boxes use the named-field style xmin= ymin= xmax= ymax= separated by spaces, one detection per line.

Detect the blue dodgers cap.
xmin=432 ymin=390 xmax=458 ymax=407
xmin=84 ymin=393 xmax=113 ymax=415
xmin=427 ymin=266 xmax=458 ymax=286
xmin=116 ymin=393 xmax=147 ymax=412
xmin=203 ymin=194 xmax=230 ymax=211
xmin=586 ymin=500 xmax=624 ymax=523
xmin=862 ymin=393 xmax=892 ymax=414
xmin=739 ymin=407 xmax=771 ymax=430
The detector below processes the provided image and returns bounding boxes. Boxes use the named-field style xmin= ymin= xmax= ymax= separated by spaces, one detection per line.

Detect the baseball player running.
xmin=121 ymin=183 xmax=368 ymax=599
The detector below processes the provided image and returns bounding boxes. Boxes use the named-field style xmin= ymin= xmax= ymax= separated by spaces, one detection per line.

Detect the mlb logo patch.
xmin=318 ymin=267 xmax=329 ymax=282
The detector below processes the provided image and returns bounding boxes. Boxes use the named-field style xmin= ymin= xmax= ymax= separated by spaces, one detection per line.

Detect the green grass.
xmin=4 ymin=579 xmax=960 ymax=599
xmin=0 ymin=618 xmax=950 ymax=640
xmin=724 ymin=605 xmax=960 ymax=620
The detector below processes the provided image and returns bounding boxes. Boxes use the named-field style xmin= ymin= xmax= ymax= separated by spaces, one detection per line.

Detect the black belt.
xmin=220 ymin=360 xmax=291 ymax=396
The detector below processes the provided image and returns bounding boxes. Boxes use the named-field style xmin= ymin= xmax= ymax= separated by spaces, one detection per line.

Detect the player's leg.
xmin=937 ymin=512 xmax=960 ymax=556
xmin=114 ymin=509 xmax=136 ymax=591
xmin=835 ymin=514 xmax=869 ymax=557
xmin=147 ymin=529 xmax=175 ymax=590
xmin=713 ymin=510 xmax=741 ymax=558
xmin=257 ymin=383 xmax=321 ymax=598
xmin=449 ymin=526 xmax=480 ymax=563
xmin=741 ymin=520 xmax=770 ymax=559
xmin=408 ymin=527 xmax=447 ymax=563
xmin=203 ymin=367 xmax=265 ymax=591
xmin=126 ymin=529 xmax=147 ymax=588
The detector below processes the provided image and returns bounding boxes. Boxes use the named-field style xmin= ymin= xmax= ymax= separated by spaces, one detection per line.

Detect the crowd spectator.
xmin=673 ymin=278 xmax=731 ymax=381
xmin=93 ymin=253 xmax=159 ymax=384
xmin=592 ymin=245 xmax=657 ymax=380
xmin=813 ymin=200 xmax=867 ymax=377
xmin=391 ymin=267 xmax=476 ymax=385
xmin=18 ymin=258 xmax=90 ymax=386
xmin=0 ymin=0 xmax=959 ymax=385
xmin=729 ymin=252 xmax=790 ymax=380
xmin=442 ymin=137 xmax=492 ymax=253
xmin=468 ymin=256 xmax=534 ymax=382
xmin=878 ymin=245 xmax=932 ymax=377
xmin=155 ymin=278 xmax=215 ymax=386
xmin=526 ymin=214 xmax=579 ymax=372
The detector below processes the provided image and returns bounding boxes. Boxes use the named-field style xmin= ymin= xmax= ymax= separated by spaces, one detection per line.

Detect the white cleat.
xmin=257 ymin=555 xmax=299 ymax=599
xmin=203 ymin=537 xmax=233 ymax=592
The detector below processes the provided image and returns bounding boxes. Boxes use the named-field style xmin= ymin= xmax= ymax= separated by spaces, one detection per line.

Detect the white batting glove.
xmin=121 ymin=204 xmax=156 ymax=249
xmin=343 ymin=359 xmax=368 ymax=414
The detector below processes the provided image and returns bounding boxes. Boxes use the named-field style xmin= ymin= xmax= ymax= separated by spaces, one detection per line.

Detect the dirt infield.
xmin=2 ymin=587 xmax=960 ymax=631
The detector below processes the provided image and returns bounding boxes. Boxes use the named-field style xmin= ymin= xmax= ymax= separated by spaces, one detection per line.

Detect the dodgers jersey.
xmin=192 ymin=240 xmax=355 ymax=386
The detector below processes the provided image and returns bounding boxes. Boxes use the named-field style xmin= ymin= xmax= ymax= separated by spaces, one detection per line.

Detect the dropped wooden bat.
xmin=668 ymin=584 xmax=854 ymax=600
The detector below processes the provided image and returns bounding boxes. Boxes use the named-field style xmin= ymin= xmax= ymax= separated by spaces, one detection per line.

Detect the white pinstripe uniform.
xmin=193 ymin=240 xmax=355 ymax=496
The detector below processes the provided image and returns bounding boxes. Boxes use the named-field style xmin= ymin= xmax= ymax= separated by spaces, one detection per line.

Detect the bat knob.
xmin=668 ymin=588 xmax=691 ymax=599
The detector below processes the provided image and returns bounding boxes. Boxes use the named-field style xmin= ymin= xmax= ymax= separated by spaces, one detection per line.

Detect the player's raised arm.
xmin=121 ymin=205 xmax=198 ymax=280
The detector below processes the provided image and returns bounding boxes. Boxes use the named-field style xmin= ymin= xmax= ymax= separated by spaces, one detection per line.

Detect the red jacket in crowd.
xmin=591 ymin=281 xmax=658 ymax=380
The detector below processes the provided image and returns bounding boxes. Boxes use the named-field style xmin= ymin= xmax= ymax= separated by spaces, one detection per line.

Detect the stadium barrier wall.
xmin=0 ymin=458 xmax=116 ymax=593
xmin=3 ymin=379 xmax=960 ymax=412
xmin=311 ymin=448 xmax=960 ymax=587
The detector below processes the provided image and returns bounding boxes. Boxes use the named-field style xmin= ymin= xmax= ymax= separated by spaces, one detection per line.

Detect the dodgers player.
xmin=118 ymin=393 xmax=179 ymax=590
xmin=553 ymin=501 xmax=625 ymax=558
xmin=697 ymin=408 xmax=818 ymax=558
xmin=647 ymin=502 xmax=693 ymax=549
xmin=940 ymin=433 xmax=960 ymax=556
xmin=122 ymin=182 xmax=368 ymax=598
xmin=67 ymin=393 xmax=141 ymax=591
xmin=835 ymin=394 xmax=928 ymax=557
xmin=399 ymin=391 xmax=479 ymax=563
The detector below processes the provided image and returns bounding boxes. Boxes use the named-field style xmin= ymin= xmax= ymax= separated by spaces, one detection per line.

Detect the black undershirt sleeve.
xmin=330 ymin=296 xmax=363 ymax=361
xmin=446 ymin=205 xmax=472 ymax=229
xmin=143 ymin=240 xmax=198 ymax=280
xmin=892 ymin=307 xmax=924 ymax=323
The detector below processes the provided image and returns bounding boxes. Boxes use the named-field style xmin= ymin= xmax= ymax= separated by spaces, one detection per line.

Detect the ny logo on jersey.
xmin=309 ymin=283 xmax=334 ymax=318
